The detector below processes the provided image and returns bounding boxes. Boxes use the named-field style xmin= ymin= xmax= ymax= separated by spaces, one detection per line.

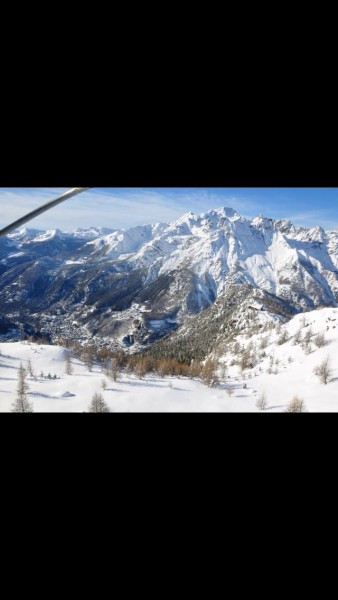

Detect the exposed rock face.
xmin=0 ymin=209 xmax=337 ymax=349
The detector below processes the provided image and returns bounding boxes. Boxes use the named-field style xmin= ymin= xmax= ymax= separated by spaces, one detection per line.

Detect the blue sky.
xmin=1 ymin=187 xmax=338 ymax=231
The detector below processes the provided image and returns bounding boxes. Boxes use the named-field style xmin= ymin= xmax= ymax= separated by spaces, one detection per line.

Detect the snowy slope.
xmin=1 ymin=306 xmax=338 ymax=411
xmin=216 ymin=306 xmax=338 ymax=412
xmin=0 ymin=341 xmax=256 ymax=412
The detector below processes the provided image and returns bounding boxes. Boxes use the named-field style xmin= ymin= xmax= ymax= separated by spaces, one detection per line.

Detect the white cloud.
xmin=1 ymin=188 xmax=257 ymax=231
xmin=1 ymin=188 xmax=336 ymax=232
xmin=288 ymin=210 xmax=338 ymax=231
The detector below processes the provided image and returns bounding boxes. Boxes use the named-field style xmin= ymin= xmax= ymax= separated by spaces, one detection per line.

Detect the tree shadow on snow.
xmin=73 ymin=373 xmax=97 ymax=377
xmin=28 ymin=391 xmax=69 ymax=399
xmin=0 ymin=354 xmax=20 ymax=361
xmin=168 ymin=387 xmax=189 ymax=391
xmin=125 ymin=381 xmax=167 ymax=389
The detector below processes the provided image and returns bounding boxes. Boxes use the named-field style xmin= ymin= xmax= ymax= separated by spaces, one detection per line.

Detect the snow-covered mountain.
xmin=1 ymin=207 xmax=338 ymax=348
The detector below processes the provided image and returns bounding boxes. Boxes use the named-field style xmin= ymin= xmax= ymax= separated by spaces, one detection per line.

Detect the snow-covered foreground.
xmin=1 ymin=306 xmax=338 ymax=411
xmin=222 ymin=306 xmax=338 ymax=412
xmin=0 ymin=341 xmax=257 ymax=412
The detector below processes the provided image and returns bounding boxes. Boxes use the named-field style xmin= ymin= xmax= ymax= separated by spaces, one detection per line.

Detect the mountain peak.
xmin=33 ymin=229 xmax=65 ymax=242
xmin=8 ymin=228 xmax=42 ymax=240
xmin=219 ymin=207 xmax=239 ymax=218
xmin=201 ymin=207 xmax=240 ymax=220
xmin=251 ymin=214 xmax=272 ymax=226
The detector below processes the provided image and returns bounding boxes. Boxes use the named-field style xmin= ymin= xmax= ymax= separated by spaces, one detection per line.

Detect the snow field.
xmin=1 ymin=306 xmax=338 ymax=412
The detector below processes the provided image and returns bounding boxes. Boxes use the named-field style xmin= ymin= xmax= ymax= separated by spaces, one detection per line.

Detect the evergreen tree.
xmin=201 ymin=359 xmax=219 ymax=387
xmin=84 ymin=347 xmax=94 ymax=372
xmin=314 ymin=333 xmax=325 ymax=348
xmin=11 ymin=363 xmax=33 ymax=413
xmin=65 ymin=352 xmax=73 ymax=375
xmin=27 ymin=359 xmax=34 ymax=377
xmin=110 ymin=358 xmax=119 ymax=382
xmin=256 ymin=392 xmax=267 ymax=411
xmin=313 ymin=356 xmax=331 ymax=384
xmin=285 ymin=396 xmax=306 ymax=412
xmin=88 ymin=393 xmax=109 ymax=413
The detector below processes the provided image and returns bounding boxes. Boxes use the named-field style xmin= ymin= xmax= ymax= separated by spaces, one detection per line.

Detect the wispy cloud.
xmin=0 ymin=188 xmax=262 ymax=231
xmin=288 ymin=210 xmax=338 ymax=231
xmin=1 ymin=188 xmax=337 ymax=232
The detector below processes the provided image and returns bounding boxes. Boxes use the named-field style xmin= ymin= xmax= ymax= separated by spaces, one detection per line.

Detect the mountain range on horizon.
xmin=1 ymin=206 xmax=338 ymax=351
